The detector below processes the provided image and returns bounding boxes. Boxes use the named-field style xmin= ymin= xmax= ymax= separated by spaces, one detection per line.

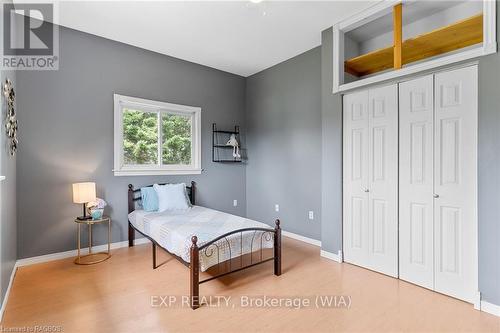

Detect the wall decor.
xmin=212 ymin=123 xmax=242 ymax=162
xmin=226 ymin=133 xmax=241 ymax=159
xmin=2 ymin=79 xmax=18 ymax=155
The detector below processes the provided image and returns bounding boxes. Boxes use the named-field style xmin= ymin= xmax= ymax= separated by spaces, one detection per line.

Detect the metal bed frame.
xmin=127 ymin=182 xmax=282 ymax=309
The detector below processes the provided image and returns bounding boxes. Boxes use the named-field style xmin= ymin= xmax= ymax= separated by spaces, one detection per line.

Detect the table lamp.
xmin=73 ymin=182 xmax=96 ymax=220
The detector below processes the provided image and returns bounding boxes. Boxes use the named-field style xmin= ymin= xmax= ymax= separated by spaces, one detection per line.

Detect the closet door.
xmin=343 ymin=90 xmax=370 ymax=266
xmin=343 ymin=85 xmax=398 ymax=277
xmin=367 ymin=85 xmax=398 ymax=277
xmin=434 ymin=66 xmax=477 ymax=303
xmin=399 ymin=75 xmax=434 ymax=288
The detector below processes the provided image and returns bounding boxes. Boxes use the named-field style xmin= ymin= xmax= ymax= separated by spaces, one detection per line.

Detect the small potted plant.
xmin=87 ymin=198 xmax=107 ymax=220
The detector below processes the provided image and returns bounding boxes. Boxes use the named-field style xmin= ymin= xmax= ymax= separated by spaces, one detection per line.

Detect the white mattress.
xmin=128 ymin=206 xmax=274 ymax=272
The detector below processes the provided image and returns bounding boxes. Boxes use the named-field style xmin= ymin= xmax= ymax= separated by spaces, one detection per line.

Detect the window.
xmin=113 ymin=94 xmax=201 ymax=176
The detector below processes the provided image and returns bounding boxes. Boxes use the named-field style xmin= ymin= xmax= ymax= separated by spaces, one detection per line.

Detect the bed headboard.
xmin=128 ymin=181 xmax=196 ymax=213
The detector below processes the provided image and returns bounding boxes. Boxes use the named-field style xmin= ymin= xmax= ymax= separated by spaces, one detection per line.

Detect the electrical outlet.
xmin=233 ymin=199 xmax=238 ymax=207
xmin=308 ymin=211 xmax=314 ymax=220
xmin=275 ymin=204 xmax=280 ymax=212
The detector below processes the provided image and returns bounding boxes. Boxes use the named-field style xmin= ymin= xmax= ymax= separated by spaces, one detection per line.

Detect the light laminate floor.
xmin=2 ymin=238 xmax=499 ymax=332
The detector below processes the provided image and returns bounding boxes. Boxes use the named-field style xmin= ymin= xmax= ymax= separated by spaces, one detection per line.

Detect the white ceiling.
xmin=22 ymin=1 xmax=373 ymax=77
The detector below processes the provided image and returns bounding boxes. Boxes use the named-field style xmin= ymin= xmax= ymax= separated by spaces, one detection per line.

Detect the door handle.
xmin=433 ymin=194 xmax=439 ymax=198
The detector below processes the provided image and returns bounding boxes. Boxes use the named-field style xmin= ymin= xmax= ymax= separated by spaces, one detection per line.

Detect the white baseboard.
xmin=474 ymin=291 xmax=481 ymax=310
xmin=281 ymin=231 xmax=344 ymax=264
xmin=481 ymin=300 xmax=500 ymax=317
xmin=16 ymin=237 xmax=150 ymax=267
xmin=320 ymin=249 xmax=343 ymax=263
xmin=0 ymin=263 xmax=18 ymax=322
xmin=282 ymin=230 xmax=321 ymax=247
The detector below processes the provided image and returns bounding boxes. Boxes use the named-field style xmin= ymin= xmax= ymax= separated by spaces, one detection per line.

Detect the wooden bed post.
xmin=152 ymin=243 xmax=157 ymax=269
xmin=128 ymin=224 xmax=135 ymax=247
xmin=274 ymin=219 xmax=281 ymax=276
xmin=190 ymin=181 xmax=196 ymax=205
xmin=128 ymin=184 xmax=135 ymax=247
xmin=190 ymin=236 xmax=200 ymax=309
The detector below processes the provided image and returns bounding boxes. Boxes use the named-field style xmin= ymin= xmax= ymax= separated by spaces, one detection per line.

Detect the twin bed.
xmin=127 ymin=182 xmax=282 ymax=309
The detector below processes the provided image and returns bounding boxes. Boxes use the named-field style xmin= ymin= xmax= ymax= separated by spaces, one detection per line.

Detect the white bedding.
xmin=128 ymin=206 xmax=274 ymax=272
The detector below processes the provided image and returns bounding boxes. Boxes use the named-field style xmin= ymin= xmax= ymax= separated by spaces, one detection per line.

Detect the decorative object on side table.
xmin=74 ymin=216 xmax=111 ymax=265
xmin=2 ymin=79 xmax=18 ymax=156
xmin=72 ymin=182 xmax=96 ymax=220
xmin=87 ymin=198 xmax=107 ymax=220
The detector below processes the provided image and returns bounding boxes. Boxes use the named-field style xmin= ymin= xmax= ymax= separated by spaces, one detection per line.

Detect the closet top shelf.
xmin=345 ymin=14 xmax=483 ymax=77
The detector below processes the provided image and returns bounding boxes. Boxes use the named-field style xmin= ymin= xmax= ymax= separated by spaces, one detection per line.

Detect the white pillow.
xmin=153 ymin=183 xmax=190 ymax=212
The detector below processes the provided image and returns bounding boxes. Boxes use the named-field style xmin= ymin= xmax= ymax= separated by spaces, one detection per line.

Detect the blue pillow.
xmin=141 ymin=187 xmax=159 ymax=212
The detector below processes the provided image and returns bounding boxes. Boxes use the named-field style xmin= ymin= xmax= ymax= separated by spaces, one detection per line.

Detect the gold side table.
xmin=74 ymin=216 xmax=111 ymax=265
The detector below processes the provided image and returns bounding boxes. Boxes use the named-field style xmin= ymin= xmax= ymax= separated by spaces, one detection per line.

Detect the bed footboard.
xmin=189 ymin=219 xmax=281 ymax=310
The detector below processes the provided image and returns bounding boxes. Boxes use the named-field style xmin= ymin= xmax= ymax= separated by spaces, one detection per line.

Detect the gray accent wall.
xmin=0 ymin=1 xmax=18 ymax=305
xmin=320 ymin=28 xmax=342 ymax=255
xmin=0 ymin=70 xmax=17 ymax=307
xmin=477 ymin=16 xmax=500 ymax=305
xmin=245 ymin=47 xmax=322 ymax=240
xmin=16 ymin=25 xmax=246 ymax=259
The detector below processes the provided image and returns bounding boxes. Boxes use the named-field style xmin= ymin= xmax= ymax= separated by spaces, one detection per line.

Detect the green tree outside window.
xmin=162 ymin=113 xmax=192 ymax=165
xmin=123 ymin=109 xmax=158 ymax=165
xmin=122 ymin=109 xmax=192 ymax=166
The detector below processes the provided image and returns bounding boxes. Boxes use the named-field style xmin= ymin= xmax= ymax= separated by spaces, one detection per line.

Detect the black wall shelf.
xmin=212 ymin=123 xmax=242 ymax=163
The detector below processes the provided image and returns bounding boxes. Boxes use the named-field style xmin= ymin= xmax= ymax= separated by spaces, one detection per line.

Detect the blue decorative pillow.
xmin=141 ymin=187 xmax=159 ymax=212
xmin=153 ymin=183 xmax=190 ymax=212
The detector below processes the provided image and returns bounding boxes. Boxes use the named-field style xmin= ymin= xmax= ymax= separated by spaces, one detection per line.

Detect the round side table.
xmin=74 ymin=216 xmax=111 ymax=265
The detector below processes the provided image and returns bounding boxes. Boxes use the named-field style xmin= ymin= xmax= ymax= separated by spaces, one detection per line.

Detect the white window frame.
xmin=113 ymin=94 xmax=201 ymax=176
xmin=332 ymin=0 xmax=496 ymax=94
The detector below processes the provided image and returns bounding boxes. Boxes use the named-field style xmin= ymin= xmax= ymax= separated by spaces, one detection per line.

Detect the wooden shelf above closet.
xmin=345 ymin=14 xmax=483 ymax=77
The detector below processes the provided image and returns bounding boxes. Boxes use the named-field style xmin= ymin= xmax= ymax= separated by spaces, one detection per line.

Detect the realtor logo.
xmin=2 ymin=2 xmax=59 ymax=70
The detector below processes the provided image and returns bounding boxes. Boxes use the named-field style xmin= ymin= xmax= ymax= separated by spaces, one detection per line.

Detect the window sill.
xmin=113 ymin=169 xmax=202 ymax=177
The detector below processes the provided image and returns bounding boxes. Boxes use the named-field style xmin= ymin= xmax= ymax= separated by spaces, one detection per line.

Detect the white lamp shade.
xmin=72 ymin=182 xmax=96 ymax=204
